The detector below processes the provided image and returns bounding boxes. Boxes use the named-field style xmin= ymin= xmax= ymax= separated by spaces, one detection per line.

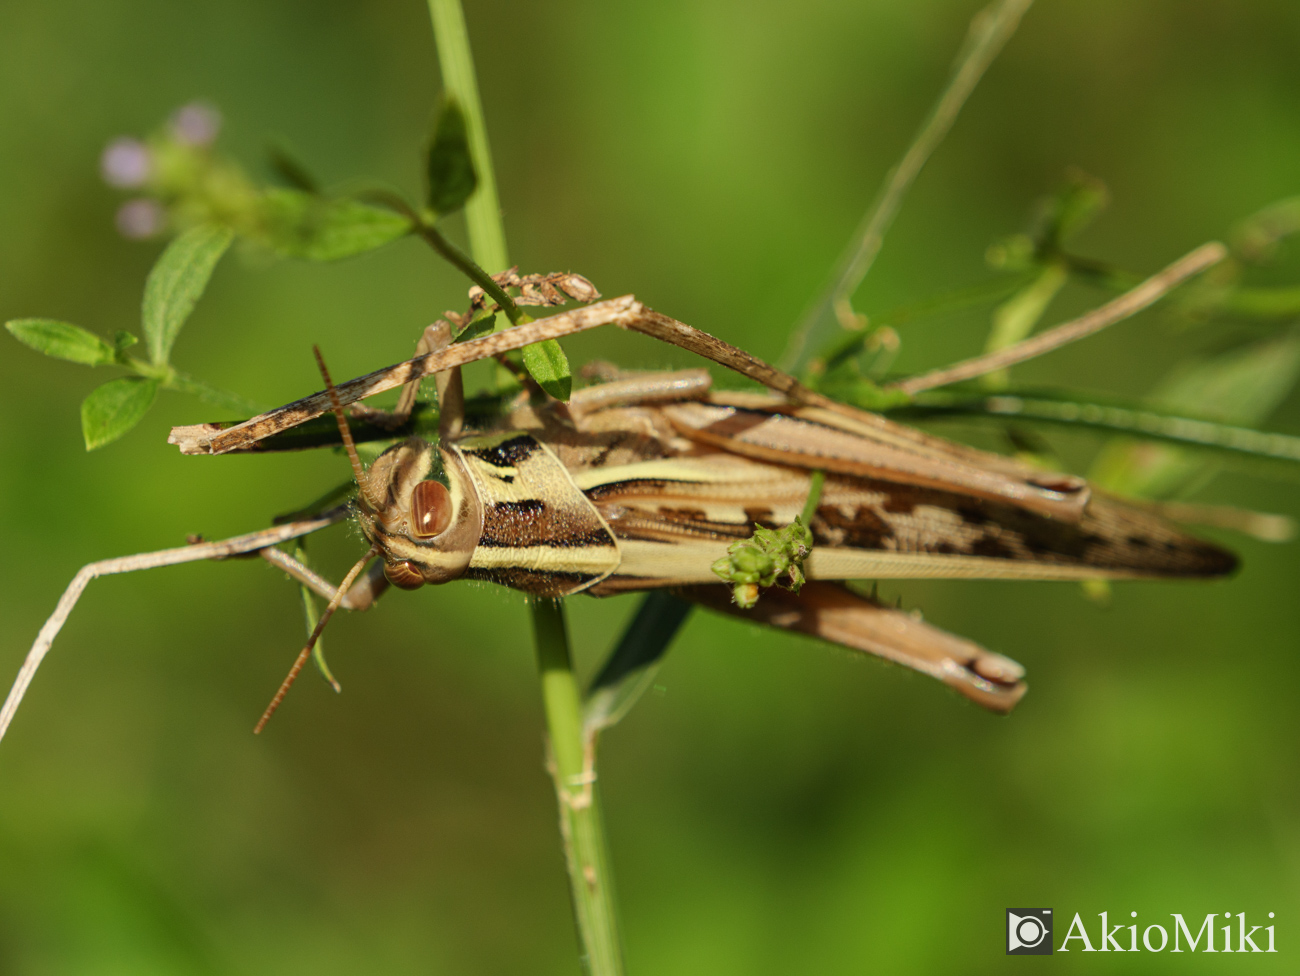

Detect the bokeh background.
xmin=2 ymin=0 xmax=1298 ymax=972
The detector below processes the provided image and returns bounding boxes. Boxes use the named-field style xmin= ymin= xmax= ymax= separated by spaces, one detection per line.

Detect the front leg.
xmin=348 ymin=321 xmax=464 ymax=438
xmin=259 ymin=548 xmax=389 ymax=611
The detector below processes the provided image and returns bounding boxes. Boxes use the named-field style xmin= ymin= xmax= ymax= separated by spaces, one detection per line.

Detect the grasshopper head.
xmin=356 ymin=437 xmax=483 ymax=589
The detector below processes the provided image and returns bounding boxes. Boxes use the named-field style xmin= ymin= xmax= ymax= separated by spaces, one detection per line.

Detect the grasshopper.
xmin=0 ymin=281 xmax=1237 ymax=741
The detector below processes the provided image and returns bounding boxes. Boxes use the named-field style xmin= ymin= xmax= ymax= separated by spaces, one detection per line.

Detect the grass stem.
xmin=424 ymin=2 xmax=626 ymax=969
xmin=532 ymin=599 xmax=625 ymax=976
xmin=426 ymin=0 xmax=508 ymax=276
xmin=782 ymin=0 xmax=1035 ymax=371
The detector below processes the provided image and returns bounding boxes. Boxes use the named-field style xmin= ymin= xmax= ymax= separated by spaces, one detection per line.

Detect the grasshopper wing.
xmin=574 ymin=444 xmax=1236 ymax=591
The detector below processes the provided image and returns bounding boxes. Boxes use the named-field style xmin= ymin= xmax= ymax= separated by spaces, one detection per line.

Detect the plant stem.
xmin=424 ymin=1 xmax=626 ymax=970
xmin=164 ymin=368 xmax=264 ymax=414
xmin=890 ymin=242 xmax=1226 ymax=395
xmin=356 ymin=185 xmax=520 ymax=321
xmin=125 ymin=357 xmax=263 ymax=414
xmin=531 ymin=599 xmax=625 ymax=976
xmin=426 ymin=0 xmax=508 ymax=277
xmin=412 ymin=221 xmax=520 ymax=323
xmin=782 ymin=0 xmax=1035 ymax=371
xmin=896 ymin=389 xmax=1300 ymax=466
xmin=800 ymin=470 xmax=826 ymax=525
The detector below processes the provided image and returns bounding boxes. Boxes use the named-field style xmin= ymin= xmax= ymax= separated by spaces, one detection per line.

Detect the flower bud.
xmin=170 ymin=102 xmax=221 ymax=146
xmin=115 ymin=199 xmax=165 ymax=239
xmin=101 ymin=138 xmax=151 ymax=189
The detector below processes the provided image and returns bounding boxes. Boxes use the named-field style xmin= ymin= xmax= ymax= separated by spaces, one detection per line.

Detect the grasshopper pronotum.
xmin=0 ymin=255 xmax=1239 ymax=742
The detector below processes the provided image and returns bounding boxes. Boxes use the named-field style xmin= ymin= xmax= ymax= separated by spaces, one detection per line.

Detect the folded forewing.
xmin=579 ymin=454 xmax=1236 ymax=590
xmin=661 ymin=399 xmax=1091 ymax=521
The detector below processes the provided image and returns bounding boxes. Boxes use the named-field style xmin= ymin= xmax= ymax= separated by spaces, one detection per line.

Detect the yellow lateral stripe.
xmin=572 ymin=457 xmax=759 ymax=490
xmin=469 ymin=546 xmax=622 ymax=575
xmin=805 ymin=548 xmax=1162 ymax=581
xmin=611 ymin=538 xmax=1176 ymax=584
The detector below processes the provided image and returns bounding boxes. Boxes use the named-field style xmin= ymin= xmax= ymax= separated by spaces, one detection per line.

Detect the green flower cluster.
xmin=711 ymin=518 xmax=814 ymax=609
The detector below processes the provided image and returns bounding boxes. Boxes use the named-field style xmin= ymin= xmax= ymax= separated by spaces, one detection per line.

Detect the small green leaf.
xmin=1217 ymin=284 xmax=1300 ymax=320
xmin=142 ymin=224 xmax=234 ymax=365
xmin=259 ymin=189 xmax=413 ymax=262
xmin=6 ymin=319 xmax=116 ymax=366
xmin=290 ymin=539 xmax=341 ymax=693
xmin=1231 ymin=195 xmax=1300 ymax=263
xmin=817 ymin=375 xmax=913 ymax=411
xmin=520 ymin=339 xmax=571 ymax=401
xmin=980 ymin=262 xmax=1069 ymax=389
xmin=266 ymin=143 xmax=321 ymax=194
xmin=1040 ymin=170 xmax=1108 ymax=247
xmin=454 ymin=312 xmax=495 ymax=343
xmin=112 ymin=331 xmax=139 ymax=356
xmin=80 ymin=377 xmax=159 ymax=450
xmin=426 ymin=99 xmax=477 ymax=216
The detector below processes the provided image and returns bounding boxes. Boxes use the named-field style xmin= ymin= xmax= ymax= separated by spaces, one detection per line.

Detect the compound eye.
xmin=411 ymin=480 xmax=452 ymax=538
xmin=384 ymin=560 xmax=425 ymax=590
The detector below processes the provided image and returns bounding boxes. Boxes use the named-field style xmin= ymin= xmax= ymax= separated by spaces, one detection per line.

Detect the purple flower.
xmin=115 ymin=199 xmax=165 ymax=239
xmin=101 ymin=138 xmax=152 ymax=189
xmin=170 ymin=102 xmax=221 ymax=147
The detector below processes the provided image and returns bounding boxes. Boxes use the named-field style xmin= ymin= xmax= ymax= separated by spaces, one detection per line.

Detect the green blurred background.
xmin=2 ymin=0 xmax=1298 ymax=972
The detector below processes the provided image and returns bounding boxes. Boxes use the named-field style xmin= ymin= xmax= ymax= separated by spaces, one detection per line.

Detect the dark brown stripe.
xmin=478 ymin=497 xmax=619 ymax=550
xmin=463 ymin=434 xmax=538 ymax=468
xmin=465 ymin=566 xmax=598 ymax=597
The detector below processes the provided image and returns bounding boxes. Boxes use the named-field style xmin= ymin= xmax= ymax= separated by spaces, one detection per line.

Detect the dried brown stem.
xmin=170 ymin=296 xmax=642 ymax=455
xmin=169 ymin=297 xmax=889 ymax=457
xmin=891 ymin=242 xmax=1227 ymax=396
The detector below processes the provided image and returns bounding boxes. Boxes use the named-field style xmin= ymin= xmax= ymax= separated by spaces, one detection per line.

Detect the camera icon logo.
xmin=1007 ymin=908 xmax=1053 ymax=955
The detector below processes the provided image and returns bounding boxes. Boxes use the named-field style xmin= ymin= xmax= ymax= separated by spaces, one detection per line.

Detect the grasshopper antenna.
xmin=313 ymin=345 xmax=383 ymax=512
xmin=252 ymin=346 xmax=389 ymax=734
xmin=254 ymin=542 xmax=380 ymax=734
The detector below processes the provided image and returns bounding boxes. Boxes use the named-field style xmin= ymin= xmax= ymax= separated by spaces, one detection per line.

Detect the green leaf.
xmin=1217 ymin=284 xmax=1300 ymax=320
xmin=6 ymin=319 xmax=116 ymax=366
xmin=290 ymin=539 xmax=341 ymax=693
xmin=521 ymin=338 xmax=572 ymax=401
xmin=142 ymin=224 xmax=234 ymax=365
xmin=80 ymin=377 xmax=159 ymax=450
xmin=426 ymin=99 xmax=477 ymax=216
xmin=266 ymin=143 xmax=321 ymax=194
xmin=1039 ymin=170 xmax=1108 ymax=247
xmin=259 ymin=189 xmax=413 ymax=262
xmin=1089 ymin=330 xmax=1300 ymax=497
xmin=980 ymin=262 xmax=1069 ymax=389
xmin=817 ymin=375 xmax=913 ymax=411
xmin=454 ymin=312 xmax=495 ymax=343
xmin=1231 ymin=195 xmax=1300 ymax=263
xmin=583 ymin=592 xmax=693 ymax=737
